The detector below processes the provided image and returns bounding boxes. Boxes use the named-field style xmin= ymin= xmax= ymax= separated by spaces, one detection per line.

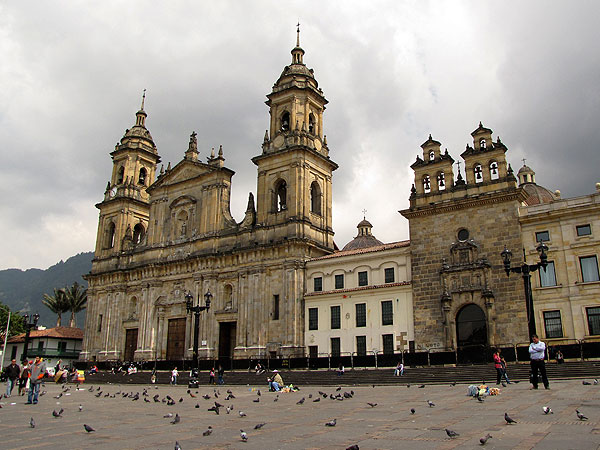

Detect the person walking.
xmin=529 ymin=334 xmax=549 ymax=390
xmin=26 ymin=356 xmax=46 ymax=404
xmin=19 ymin=361 xmax=30 ymax=396
xmin=208 ymin=367 xmax=215 ymax=385
xmin=217 ymin=365 xmax=225 ymax=385
xmin=5 ymin=359 xmax=20 ymax=397
xmin=171 ymin=367 xmax=178 ymax=385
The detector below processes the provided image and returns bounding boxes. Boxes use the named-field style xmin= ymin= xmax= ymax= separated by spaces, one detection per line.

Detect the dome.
xmin=341 ymin=217 xmax=383 ymax=251
xmin=522 ymin=183 xmax=557 ymax=206
xmin=517 ymin=164 xmax=534 ymax=175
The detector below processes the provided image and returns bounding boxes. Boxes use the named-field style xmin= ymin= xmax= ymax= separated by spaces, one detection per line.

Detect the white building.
xmin=3 ymin=326 xmax=83 ymax=369
xmin=304 ymin=219 xmax=413 ymax=357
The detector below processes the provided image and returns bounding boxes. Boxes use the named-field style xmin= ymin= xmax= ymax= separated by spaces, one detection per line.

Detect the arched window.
xmin=474 ymin=164 xmax=483 ymax=183
xmin=133 ymin=223 xmax=145 ymax=244
xmin=308 ymin=113 xmax=315 ymax=134
xmin=280 ymin=112 xmax=290 ymax=132
xmin=429 ymin=151 xmax=435 ymax=161
xmin=128 ymin=296 xmax=138 ymax=320
xmin=480 ymin=138 xmax=486 ymax=149
xmin=223 ymin=284 xmax=233 ymax=310
xmin=437 ymin=172 xmax=446 ymax=191
xmin=177 ymin=211 xmax=188 ymax=237
xmin=138 ymin=168 xmax=147 ymax=185
xmin=117 ymin=166 xmax=125 ymax=184
xmin=274 ymin=179 xmax=287 ymax=212
xmin=310 ymin=181 xmax=321 ymax=215
xmin=107 ymin=222 xmax=116 ymax=249
xmin=489 ymin=161 xmax=499 ymax=180
xmin=423 ymin=175 xmax=431 ymax=194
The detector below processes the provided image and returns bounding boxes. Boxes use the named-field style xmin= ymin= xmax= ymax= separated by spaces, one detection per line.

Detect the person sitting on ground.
xmin=255 ymin=362 xmax=265 ymax=375
xmin=394 ymin=361 xmax=404 ymax=376
xmin=268 ymin=370 xmax=284 ymax=392
xmin=337 ymin=363 xmax=345 ymax=376
xmin=556 ymin=349 xmax=564 ymax=364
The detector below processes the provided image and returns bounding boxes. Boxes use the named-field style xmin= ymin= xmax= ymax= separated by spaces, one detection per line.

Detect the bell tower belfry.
xmin=252 ymin=26 xmax=337 ymax=251
xmin=94 ymin=92 xmax=160 ymax=257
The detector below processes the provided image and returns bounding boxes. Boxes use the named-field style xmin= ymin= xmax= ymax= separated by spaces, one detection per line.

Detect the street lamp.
xmin=185 ymin=289 xmax=212 ymax=378
xmin=21 ymin=313 xmax=40 ymax=363
xmin=500 ymin=242 xmax=548 ymax=339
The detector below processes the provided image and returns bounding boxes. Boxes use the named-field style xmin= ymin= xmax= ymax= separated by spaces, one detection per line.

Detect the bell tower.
xmin=94 ymin=91 xmax=160 ymax=257
xmin=252 ymin=25 xmax=337 ymax=251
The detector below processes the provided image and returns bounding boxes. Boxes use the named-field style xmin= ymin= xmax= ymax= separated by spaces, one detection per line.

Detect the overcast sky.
xmin=1 ymin=1 xmax=599 ymax=270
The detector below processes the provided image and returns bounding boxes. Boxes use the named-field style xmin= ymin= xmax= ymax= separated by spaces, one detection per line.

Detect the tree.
xmin=42 ymin=288 xmax=69 ymax=327
xmin=0 ymin=302 xmax=25 ymax=340
xmin=64 ymin=282 xmax=87 ymax=327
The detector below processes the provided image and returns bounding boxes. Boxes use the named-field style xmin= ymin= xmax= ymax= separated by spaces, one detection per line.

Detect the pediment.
xmin=151 ymin=161 xmax=213 ymax=190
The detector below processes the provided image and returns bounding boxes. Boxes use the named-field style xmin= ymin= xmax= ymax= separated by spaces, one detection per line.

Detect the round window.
xmin=457 ymin=228 xmax=469 ymax=242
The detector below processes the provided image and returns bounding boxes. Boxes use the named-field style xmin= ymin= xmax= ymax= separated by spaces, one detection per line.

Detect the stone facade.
xmin=81 ymin=33 xmax=337 ymax=362
xmin=401 ymin=125 xmax=529 ymax=350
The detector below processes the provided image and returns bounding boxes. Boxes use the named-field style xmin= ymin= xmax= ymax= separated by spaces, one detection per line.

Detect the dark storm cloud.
xmin=1 ymin=1 xmax=598 ymax=269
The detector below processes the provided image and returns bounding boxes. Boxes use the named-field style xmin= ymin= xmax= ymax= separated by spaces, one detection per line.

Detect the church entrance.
xmin=218 ymin=322 xmax=236 ymax=366
xmin=166 ymin=318 xmax=186 ymax=362
xmin=456 ymin=304 xmax=488 ymax=364
xmin=124 ymin=328 xmax=138 ymax=362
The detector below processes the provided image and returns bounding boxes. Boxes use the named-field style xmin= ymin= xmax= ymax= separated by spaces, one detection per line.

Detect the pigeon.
xmin=445 ymin=429 xmax=459 ymax=438
xmin=477 ymin=396 xmax=485 ymax=402
xmin=96 ymin=387 xmax=101 ymax=391
xmin=576 ymin=410 xmax=588 ymax=421
xmin=542 ymin=406 xmax=553 ymax=415
xmin=451 ymin=381 xmax=457 ymax=386
xmin=195 ymin=403 xmax=200 ymax=409
xmin=343 ymin=392 xmax=352 ymax=399
xmin=54 ymin=393 xmax=63 ymax=399
xmin=214 ymin=401 xmax=224 ymax=408
xmin=202 ymin=394 xmax=211 ymax=400
xmin=309 ymin=394 xmax=313 ymax=399
xmin=273 ymin=395 xmax=279 ymax=402
xmin=253 ymin=398 xmax=260 ymax=403
xmin=79 ymin=404 xmax=83 ymax=412
xmin=226 ymin=406 xmax=232 ymax=414
xmin=254 ymin=422 xmax=266 ymax=429
xmin=208 ymin=405 xmax=220 ymax=415
xmin=594 ymin=379 xmax=599 ymax=385
xmin=227 ymin=389 xmax=233 ymax=394
xmin=504 ymin=412 xmax=517 ymax=424
xmin=418 ymin=384 xmax=425 ymax=388
xmin=52 ymin=408 xmax=64 ymax=418
xmin=83 ymin=424 xmax=95 ymax=433
xmin=318 ymin=390 xmax=326 ymax=397
xmin=346 ymin=446 xmax=359 ymax=450
xmin=583 ymin=380 xmax=592 ymax=385
xmin=144 ymin=397 xmax=150 ymax=403
xmin=39 ymin=390 xmax=47 ymax=396
xmin=325 ymin=419 xmax=337 ymax=427
xmin=171 ymin=413 xmax=180 ymax=424
xmin=479 ymin=434 xmax=492 ymax=445
xmin=30 ymin=417 xmax=35 ymax=428
xmin=501 ymin=382 xmax=507 ymax=387
xmin=95 ymin=392 xmax=102 ymax=397
xmin=178 ymin=397 xmax=183 ymax=403
xmin=202 ymin=426 xmax=213 ymax=436
xmin=406 ymin=384 xmax=411 ymax=388
xmin=257 ymin=389 xmax=261 ymax=396
xmin=313 ymin=397 xmax=321 ymax=402
xmin=296 ymin=397 xmax=305 ymax=405
xmin=88 ymin=386 xmax=94 ymax=392
xmin=336 ymin=387 xmax=341 ymax=391
xmin=174 ymin=441 xmax=182 ymax=450
xmin=427 ymin=400 xmax=435 ymax=407
xmin=163 ymin=413 xmax=173 ymax=418
xmin=240 ymin=430 xmax=248 ymax=442
xmin=367 ymin=402 xmax=377 ymax=408
xmin=410 ymin=408 xmax=415 ymax=414
xmin=239 ymin=410 xmax=247 ymax=417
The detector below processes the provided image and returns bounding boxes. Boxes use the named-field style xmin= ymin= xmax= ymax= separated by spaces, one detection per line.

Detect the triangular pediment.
xmin=149 ymin=160 xmax=213 ymax=190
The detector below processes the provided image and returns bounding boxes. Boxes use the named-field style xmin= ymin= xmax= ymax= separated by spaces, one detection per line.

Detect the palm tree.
xmin=42 ymin=288 xmax=69 ymax=327
xmin=64 ymin=282 xmax=87 ymax=327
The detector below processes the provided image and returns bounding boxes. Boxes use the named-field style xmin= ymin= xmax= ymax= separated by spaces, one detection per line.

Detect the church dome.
xmin=342 ymin=217 xmax=384 ymax=251
xmin=517 ymin=163 xmax=557 ymax=205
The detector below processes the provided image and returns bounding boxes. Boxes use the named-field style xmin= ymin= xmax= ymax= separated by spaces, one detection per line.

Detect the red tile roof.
xmin=7 ymin=326 xmax=83 ymax=343
xmin=311 ymin=240 xmax=410 ymax=261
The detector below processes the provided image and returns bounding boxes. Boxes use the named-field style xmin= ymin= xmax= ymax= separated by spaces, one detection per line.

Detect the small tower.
xmin=252 ymin=25 xmax=337 ymax=250
xmin=460 ymin=122 xmax=509 ymax=185
xmin=410 ymin=135 xmax=455 ymax=205
xmin=94 ymin=91 xmax=160 ymax=256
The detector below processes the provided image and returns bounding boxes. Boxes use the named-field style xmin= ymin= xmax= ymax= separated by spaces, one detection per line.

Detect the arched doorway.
xmin=456 ymin=304 xmax=488 ymax=364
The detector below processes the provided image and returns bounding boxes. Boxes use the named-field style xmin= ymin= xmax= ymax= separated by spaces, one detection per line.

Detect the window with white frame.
xmin=539 ymin=261 xmax=557 ymax=287
xmin=580 ymin=256 xmax=600 ymax=283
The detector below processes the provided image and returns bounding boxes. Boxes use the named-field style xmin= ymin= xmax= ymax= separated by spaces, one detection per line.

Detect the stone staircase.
xmin=82 ymin=361 xmax=600 ymax=387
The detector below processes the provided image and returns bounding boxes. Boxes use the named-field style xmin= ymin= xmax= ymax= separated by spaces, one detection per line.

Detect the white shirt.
xmin=529 ymin=341 xmax=546 ymax=360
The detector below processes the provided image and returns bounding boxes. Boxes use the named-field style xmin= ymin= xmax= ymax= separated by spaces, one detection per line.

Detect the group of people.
xmin=492 ymin=334 xmax=551 ymax=389
xmin=3 ymin=356 xmax=47 ymax=404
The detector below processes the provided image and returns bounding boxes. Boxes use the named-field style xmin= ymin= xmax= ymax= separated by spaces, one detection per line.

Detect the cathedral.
xmin=81 ymin=30 xmax=337 ymax=362
xmin=82 ymin=31 xmax=600 ymax=364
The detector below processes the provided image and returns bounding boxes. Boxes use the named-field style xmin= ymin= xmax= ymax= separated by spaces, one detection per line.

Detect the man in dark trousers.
xmin=529 ymin=334 xmax=549 ymax=390
xmin=5 ymin=359 xmax=20 ymax=397
xmin=26 ymin=355 xmax=47 ymax=404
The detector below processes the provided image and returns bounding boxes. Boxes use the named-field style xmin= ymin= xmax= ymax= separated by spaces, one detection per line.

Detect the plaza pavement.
xmin=1 ymin=378 xmax=599 ymax=449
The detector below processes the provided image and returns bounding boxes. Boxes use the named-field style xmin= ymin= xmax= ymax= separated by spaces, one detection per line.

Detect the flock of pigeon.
xmin=18 ymin=377 xmax=598 ymax=448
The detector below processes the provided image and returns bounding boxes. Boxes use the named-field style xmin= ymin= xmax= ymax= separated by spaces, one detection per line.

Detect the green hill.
xmin=0 ymin=252 xmax=94 ymax=328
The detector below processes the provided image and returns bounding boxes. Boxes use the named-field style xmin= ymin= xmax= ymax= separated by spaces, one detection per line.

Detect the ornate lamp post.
xmin=185 ymin=289 xmax=212 ymax=377
xmin=21 ymin=313 xmax=40 ymax=363
xmin=500 ymin=242 xmax=548 ymax=339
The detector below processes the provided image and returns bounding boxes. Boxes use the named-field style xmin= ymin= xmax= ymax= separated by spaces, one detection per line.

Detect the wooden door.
xmin=166 ymin=318 xmax=186 ymax=361
xmin=124 ymin=328 xmax=138 ymax=362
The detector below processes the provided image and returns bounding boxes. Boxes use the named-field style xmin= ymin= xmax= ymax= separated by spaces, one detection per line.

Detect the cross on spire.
xmin=362 ymin=209 xmax=367 ymax=219
xmin=296 ymin=21 xmax=300 ymax=47
xmin=141 ymin=89 xmax=146 ymax=110
xmin=522 ymin=158 xmax=527 ymax=166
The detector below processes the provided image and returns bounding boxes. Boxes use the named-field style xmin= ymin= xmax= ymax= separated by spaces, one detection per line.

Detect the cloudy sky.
xmin=1 ymin=1 xmax=599 ymax=270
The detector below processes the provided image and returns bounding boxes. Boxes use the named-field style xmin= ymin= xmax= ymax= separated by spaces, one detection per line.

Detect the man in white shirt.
xmin=529 ymin=334 xmax=549 ymax=389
